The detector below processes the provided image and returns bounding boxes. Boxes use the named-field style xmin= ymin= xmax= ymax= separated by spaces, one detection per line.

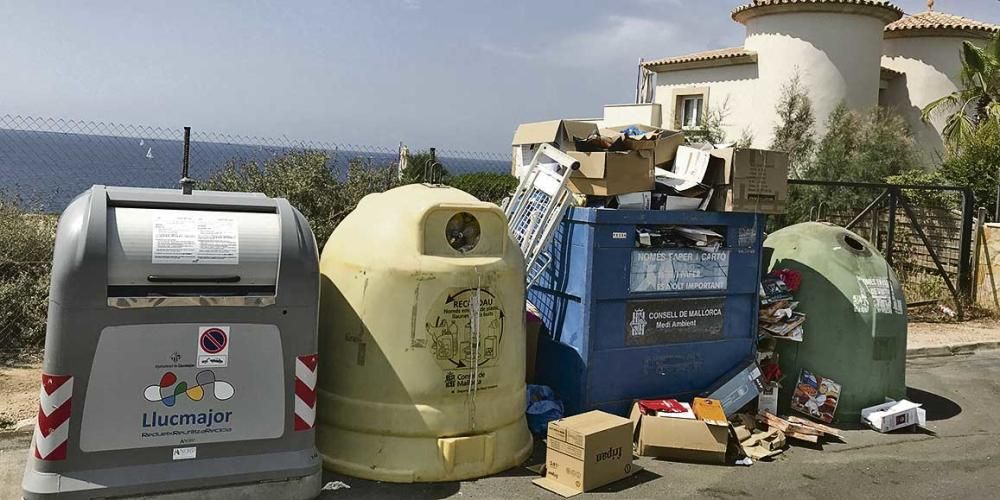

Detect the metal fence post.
xmin=885 ymin=188 xmax=898 ymax=266
xmin=957 ymin=188 xmax=976 ymax=300
xmin=972 ymin=206 xmax=987 ymax=304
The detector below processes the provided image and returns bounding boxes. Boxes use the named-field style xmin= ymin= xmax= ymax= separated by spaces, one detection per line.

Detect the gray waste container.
xmin=22 ymin=186 xmax=322 ymax=499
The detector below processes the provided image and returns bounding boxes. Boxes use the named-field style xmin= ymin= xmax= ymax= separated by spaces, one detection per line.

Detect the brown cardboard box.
xmin=533 ymin=411 xmax=639 ymax=497
xmin=707 ymin=148 xmax=789 ymax=214
xmin=565 ymin=150 xmax=654 ymax=196
xmin=599 ymin=124 xmax=685 ymax=166
xmin=629 ymin=401 xmax=730 ymax=464
xmin=511 ymin=120 xmax=598 ymax=176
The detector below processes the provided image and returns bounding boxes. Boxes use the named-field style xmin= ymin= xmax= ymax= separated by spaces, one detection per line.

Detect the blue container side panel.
xmin=585 ymin=340 xmax=753 ymax=416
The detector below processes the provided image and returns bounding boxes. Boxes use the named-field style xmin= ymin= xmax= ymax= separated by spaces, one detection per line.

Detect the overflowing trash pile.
xmin=506 ymin=118 xmax=924 ymax=496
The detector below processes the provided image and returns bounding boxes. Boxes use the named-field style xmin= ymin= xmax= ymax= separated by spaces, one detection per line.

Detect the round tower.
xmin=732 ymin=0 xmax=903 ymax=142
xmin=881 ymin=0 xmax=999 ymax=161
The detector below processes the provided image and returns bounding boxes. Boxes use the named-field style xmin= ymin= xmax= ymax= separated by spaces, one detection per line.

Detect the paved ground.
xmin=907 ymin=318 xmax=1000 ymax=351
xmin=4 ymin=349 xmax=1000 ymax=499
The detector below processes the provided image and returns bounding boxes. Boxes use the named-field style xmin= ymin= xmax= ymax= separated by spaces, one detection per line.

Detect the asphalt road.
xmin=4 ymin=350 xmax=1000 ymax=499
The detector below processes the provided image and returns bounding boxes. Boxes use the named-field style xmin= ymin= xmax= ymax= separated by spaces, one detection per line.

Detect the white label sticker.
xmin=172 ymin=446 xmax=196 ymax=460
xmin=152 ymin=212 xmax=239 ymax=265
xmin=197 ymin=326 xmax=230 ymax=368
xmin=612 ymin=232 xmax=628 ymax=240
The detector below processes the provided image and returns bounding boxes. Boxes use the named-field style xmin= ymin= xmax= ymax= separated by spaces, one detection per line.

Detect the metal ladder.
xmin=504 ymin=143 xmax=580 ymax=286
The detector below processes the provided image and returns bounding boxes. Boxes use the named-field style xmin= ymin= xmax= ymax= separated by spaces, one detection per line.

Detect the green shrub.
xmin=938 ymin=120 xmax=1000 ymax=214
xmin=785 ymin=105 xmax=923 ymax=223
xmin=0 ymin=201 xmax=56 ymax=357
xmin=445 ymin=172 xmax=517 ymax=204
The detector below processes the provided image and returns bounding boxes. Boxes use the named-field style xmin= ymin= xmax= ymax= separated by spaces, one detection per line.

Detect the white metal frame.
xmin=504 ymin=143 xmax=580 ymax=286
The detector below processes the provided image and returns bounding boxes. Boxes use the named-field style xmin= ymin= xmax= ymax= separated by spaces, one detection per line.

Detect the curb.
xmin=906 ymin=341 xmax=1000 ymax=359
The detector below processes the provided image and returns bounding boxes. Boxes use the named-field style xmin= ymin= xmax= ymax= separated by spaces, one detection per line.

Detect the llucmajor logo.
xmin=143 ymin=370 xmax=235 ymax=407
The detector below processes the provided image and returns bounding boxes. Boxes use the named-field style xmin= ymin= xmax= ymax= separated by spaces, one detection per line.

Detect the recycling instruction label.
xmin=425 ymin=287 xmax=505 ymax=394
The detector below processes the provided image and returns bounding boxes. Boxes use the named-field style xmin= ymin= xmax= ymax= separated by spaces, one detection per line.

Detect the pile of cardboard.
xmin=759 ymin=270 xmax=805 ymax=342
xmin=511 ymin=119 xmax=790 ymax=215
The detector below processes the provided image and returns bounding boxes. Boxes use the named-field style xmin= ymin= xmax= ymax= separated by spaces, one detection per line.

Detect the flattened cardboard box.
xmin=533 ymin=410 xmax=640 ymax=497
xmin=707 ymin=148 xmax=789 ymax=214
xmin=511 ymin=119 xmax=598 ymax=176
xmin=566 ymin=150 xmax=654 ymax=196
xmin=629 ymin=402 xmax=729 ymax=465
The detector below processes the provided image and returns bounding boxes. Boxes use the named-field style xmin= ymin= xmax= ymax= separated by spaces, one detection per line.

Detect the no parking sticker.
xmin=197 ymin=326 xmax=230 ymax=368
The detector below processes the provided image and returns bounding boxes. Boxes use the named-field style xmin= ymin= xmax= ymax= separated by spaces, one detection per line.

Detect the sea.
xmin=0 ymin=128 xmax=508 ymax=212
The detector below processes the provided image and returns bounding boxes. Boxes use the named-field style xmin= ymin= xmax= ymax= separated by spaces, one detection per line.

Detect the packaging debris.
xmin=511 ymin=119 xmax=597 ymax=177
xmin=790 ymin=370 xmax=842 ymax=424
xmin=861 ymin=399 xmax=927 ymax=433
xmin=737 ymin=425 xmax=786 ymax=461
xmin=629 ymin=399 xmax=730 ymax=464
xmin=703 ymin=360 xmax=764 ymax=417
xmin=635 ymin=226 xmax=723 ymax=250
xmin=759 ymin=269 xmax=806 ymax=342
xmin=637 ymin=399 xmax=695 ymax=419
xmin=706 ymin=147 xmax=789 ymax=215
xmin=758 ymin=412 xmax=843 ymax=444
xmin=533 ymin=411 xmax=639 ymax=497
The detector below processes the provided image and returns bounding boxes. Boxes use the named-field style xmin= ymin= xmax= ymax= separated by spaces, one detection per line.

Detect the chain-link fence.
xmin=0 ymin=114 xmax=514 ymax=359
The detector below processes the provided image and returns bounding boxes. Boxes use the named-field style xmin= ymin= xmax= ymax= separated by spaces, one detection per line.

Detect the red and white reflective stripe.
xmin=34 ymin=373 xmax=73 ymax=461
xmin=294 ymin=354 xmax=318 ymax=431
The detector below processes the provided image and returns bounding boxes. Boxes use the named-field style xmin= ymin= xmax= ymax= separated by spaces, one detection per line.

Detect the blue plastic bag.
xmin=526 ymin=384 xmax=564 ymax=436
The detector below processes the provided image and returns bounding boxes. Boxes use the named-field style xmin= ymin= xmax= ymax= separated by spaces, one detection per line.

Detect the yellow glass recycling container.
xmin=316 ymin=184 xmax=532 ymax=482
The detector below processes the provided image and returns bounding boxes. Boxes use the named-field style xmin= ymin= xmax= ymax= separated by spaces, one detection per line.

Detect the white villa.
xmin=594 ymin=0 xmax=998 ymax=163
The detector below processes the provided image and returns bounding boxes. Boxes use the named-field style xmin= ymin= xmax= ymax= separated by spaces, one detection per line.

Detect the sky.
xmin=1 ymin=0 xmax=997 ymax=153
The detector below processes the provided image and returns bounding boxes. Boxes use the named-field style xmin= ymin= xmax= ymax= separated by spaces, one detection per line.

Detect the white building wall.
xmin=882 ymin=36 xmax=981 ymax=164
xmin=654 ymin=63 xmax=760 ymax=145
xmin=744 ymin=11 xmax=888 ymax=144
xmin=597 ymin=103 xmax=663 ymax=129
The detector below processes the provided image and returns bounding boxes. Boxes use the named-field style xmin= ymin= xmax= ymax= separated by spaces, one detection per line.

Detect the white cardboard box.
xmin=861 ymin=399 xmax=927 ymax=433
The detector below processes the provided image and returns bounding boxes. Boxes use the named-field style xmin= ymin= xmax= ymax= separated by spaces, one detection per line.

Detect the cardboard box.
xmin=566 ymin=150 xmax=654 ymax=196
xmin=533 ymin=411 xmax=638 ymax=497
xmin=599 ymin=124 xmax=685 ymax=166
xmin=629 ymin=401 xmax=730 ymax=464
xmin=511 ymin=120 xmax=598 ymax=177
xmin=707 ymin=148 xmax=789 ymax=214
xmin=862 ymin=399 xmax=927 ymax=433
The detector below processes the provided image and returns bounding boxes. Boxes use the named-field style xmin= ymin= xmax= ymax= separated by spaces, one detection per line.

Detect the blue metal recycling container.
xmin=529 ymin=208 xmax=765 ymax=416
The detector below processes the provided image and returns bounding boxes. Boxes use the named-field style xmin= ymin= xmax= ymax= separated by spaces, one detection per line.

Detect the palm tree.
xmin=921 ymin=35 xmax=1000 ymax=150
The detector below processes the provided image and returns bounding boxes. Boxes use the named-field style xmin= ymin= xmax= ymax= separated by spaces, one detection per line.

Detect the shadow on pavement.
xmin=906 ymin=386 xmax=962 ymax=421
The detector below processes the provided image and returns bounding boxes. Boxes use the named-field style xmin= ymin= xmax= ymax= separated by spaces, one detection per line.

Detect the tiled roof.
xmin=641 ymin=47 xmax=757 ymax=70
xmin=732 ymin=0 xmax=903 ymax=24
xmin=885 ymin=10 xmax=999 ymax=37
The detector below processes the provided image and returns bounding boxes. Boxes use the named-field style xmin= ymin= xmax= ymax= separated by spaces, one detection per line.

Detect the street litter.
xmin=526 ymin=385 xmax=565 ymax=436
xmin=533 ymin=411 xmax=639 ymax=497
xmin=321 ymin=481 xmax=351 ymax=491
xmin=703 ymin=360 xmax=764 ymax=417
xmin=630 ymin=399 xmax=730 ymax=464
xmin=790 ymin=370 xmax=843 ymax=424
xmin=862 ymin=399 xmax=927 ymax=433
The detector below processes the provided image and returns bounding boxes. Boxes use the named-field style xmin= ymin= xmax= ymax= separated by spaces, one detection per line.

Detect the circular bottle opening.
xmin=446 ymin=212 xmax=481 ymax=253
xmin=844 ymin=235 xmax=865 ymax=251
xmin=840 ymin=232 xmax=870 ymax=255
